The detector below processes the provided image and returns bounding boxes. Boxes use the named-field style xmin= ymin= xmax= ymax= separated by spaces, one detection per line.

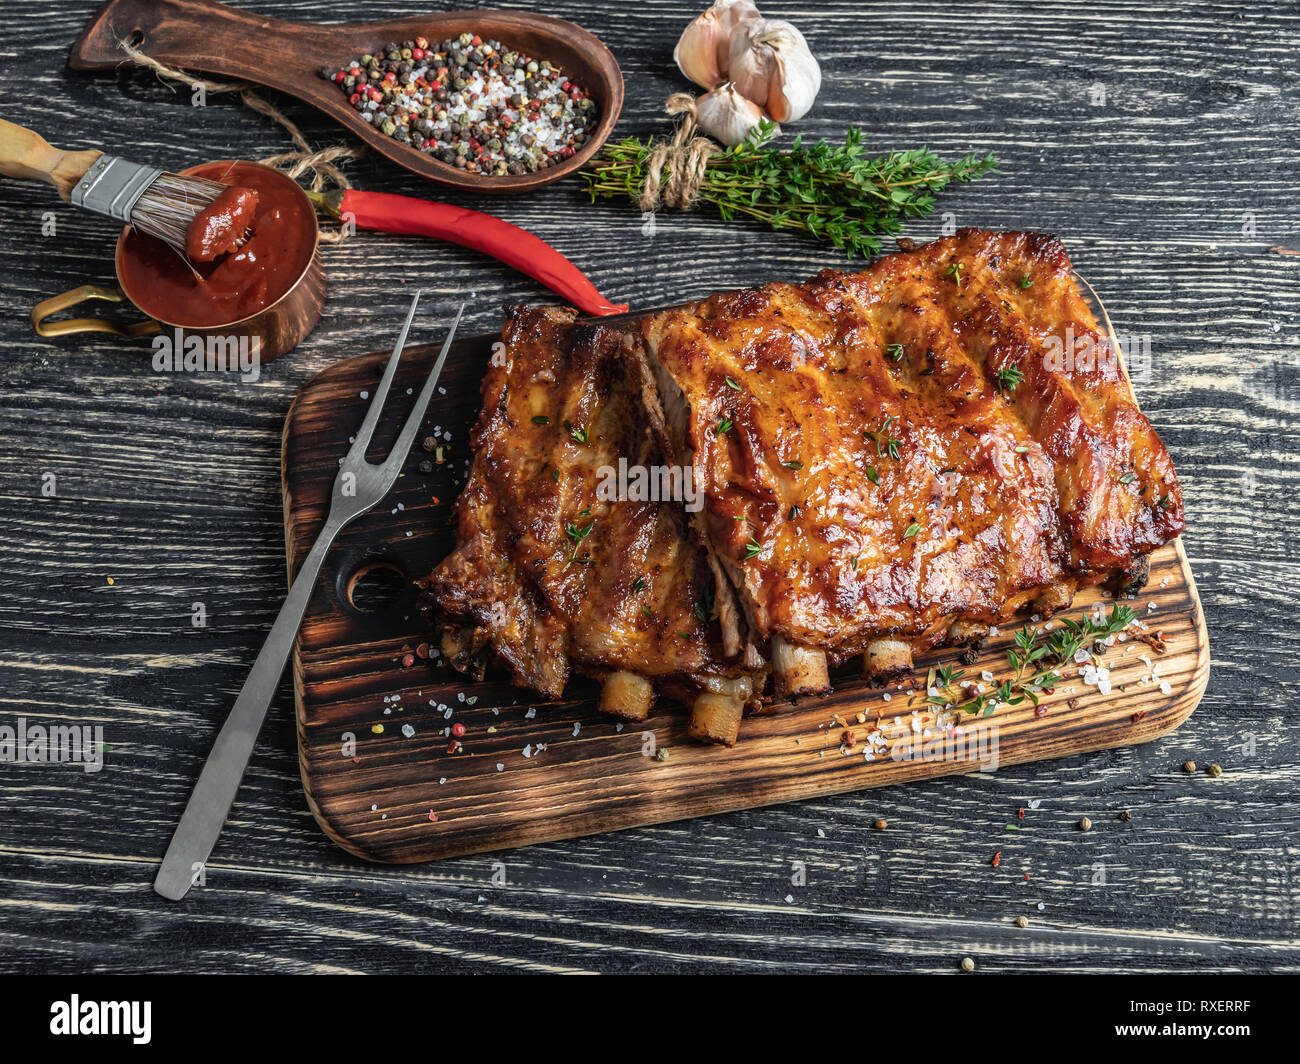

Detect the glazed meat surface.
xmin=640 ymin=229 xmax=1184 ymax=666
xmin=423 ymin=306 xmax=755 ymax=720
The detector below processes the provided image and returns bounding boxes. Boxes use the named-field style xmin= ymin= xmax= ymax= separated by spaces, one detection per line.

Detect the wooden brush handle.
xmin=0 ymin=119 xmax=102 ymax=202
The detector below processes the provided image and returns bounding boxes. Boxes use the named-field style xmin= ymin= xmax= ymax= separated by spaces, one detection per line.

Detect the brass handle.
xmin=31 ymin=283 xmax=160 ymax=339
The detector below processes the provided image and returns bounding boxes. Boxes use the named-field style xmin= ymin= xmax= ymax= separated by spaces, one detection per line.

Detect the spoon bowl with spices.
xmin=69 ymin=0 xmax=624 ymax=194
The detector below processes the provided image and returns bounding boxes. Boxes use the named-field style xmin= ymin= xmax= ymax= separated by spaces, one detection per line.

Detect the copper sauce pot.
xmin=30 ymin=160 xmax=324 ymax=363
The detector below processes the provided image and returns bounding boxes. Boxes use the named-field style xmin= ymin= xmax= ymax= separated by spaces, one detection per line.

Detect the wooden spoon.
xmin=69 ymin=0 xmax=624 ymax=195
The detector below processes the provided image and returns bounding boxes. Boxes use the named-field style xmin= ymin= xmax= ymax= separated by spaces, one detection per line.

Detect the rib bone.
xmin=861 ymin=638 xmax=913 ymax=685
xmin=598 ymin=670 xmax=655 ymax=721
xmin=771 ymin=636 xmax=830 ymax=697
xmin=688 ymin=692 xmax=744 ymax=746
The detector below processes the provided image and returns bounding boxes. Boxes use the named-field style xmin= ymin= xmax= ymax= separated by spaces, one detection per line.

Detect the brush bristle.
xmin=130 ymin=172 xmax=229 ymax=256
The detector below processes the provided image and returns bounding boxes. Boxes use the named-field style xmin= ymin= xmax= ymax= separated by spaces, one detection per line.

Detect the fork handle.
xmin=153 ymin=520 xmax=342 ymax=901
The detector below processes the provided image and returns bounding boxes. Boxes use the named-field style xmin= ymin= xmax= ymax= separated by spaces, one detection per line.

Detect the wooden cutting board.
xmin=282 ymin=330 xmax=1209 ymax=864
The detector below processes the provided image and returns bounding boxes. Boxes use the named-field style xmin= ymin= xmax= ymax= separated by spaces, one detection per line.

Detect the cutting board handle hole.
xmin=126 ymin=28 xmax=145 ymax=48
xmin=342 ymin=558 xmax=409 ymax=614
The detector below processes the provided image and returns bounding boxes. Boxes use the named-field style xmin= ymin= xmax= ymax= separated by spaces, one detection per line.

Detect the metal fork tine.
xmin=345 ymin=289 xmax=424 ymax=466
xmin=380 ymin=302 xmax=466 ymax=480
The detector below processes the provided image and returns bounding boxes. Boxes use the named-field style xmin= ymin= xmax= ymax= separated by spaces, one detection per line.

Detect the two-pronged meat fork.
xmin=154 ymin=291 xmax=464 ymax=901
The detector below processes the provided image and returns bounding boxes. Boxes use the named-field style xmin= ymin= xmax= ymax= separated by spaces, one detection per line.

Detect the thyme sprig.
xmin=584 ymin=122 xmax=998 ymax=258
xmin=925 ymin=604 xmax=1138 ymax=718
xmin=564 ymin=520 xmax=594 ymax=568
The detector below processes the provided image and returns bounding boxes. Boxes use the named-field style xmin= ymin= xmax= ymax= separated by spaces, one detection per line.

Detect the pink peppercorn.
xmin=401 ymin=652 xmax=415 ymax=667
xmin=451 ymin=722 xmax=466 ymax=738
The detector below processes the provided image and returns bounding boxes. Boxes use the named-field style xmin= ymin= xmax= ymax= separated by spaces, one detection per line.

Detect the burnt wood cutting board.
xmin=282 ymin=327 xmax=1209 ymax=864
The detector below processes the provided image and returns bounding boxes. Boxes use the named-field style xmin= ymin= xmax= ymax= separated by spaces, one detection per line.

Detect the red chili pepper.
xmin=313 ymin=189 xmax=628 ymax=317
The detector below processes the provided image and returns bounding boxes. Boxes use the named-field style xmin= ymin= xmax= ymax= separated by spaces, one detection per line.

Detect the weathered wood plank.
xmin=0 ymin=0 xmax=1297 ymax=973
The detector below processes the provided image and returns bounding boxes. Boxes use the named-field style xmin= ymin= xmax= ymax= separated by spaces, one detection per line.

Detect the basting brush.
xmin=0 ymin=118 xmax=243 ymax=261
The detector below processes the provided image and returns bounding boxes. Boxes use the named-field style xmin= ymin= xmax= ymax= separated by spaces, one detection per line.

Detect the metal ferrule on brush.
xmin=70 ymin=155 xmax=163 ymax=223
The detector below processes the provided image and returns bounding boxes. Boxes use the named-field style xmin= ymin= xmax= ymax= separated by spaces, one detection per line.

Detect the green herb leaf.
xmin=583 ymin=129 xmax=997 ymax=259
xmin=996 ymin=365 xmax=1025 ymax=393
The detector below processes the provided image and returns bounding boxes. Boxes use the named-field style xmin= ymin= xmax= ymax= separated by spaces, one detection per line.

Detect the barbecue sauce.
xmin=185 ymin=185 xmax=259 ymax=262
xmin=118 ymin=160 xmax=315 ymax=327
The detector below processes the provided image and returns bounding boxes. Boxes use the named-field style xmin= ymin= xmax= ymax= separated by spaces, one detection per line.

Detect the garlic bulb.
xmin=695 ymin=82 xmax=773 ymax=146
xmin=728 ymin=17 xmax=822 ymax=123
xmin=674 ymin=0 xmax=761 ymax=90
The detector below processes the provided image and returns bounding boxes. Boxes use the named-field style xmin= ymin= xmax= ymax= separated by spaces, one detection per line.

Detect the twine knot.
xmin=637 ymin=93 xmax=721 ymax=212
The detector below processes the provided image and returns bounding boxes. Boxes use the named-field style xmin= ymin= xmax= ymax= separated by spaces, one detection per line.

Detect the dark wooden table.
xmin=1 ymin=0 xmax=1296 ymax=974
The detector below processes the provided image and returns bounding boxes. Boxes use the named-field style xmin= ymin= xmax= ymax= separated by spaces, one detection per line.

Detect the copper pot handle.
xmin=31 ymin=283 xmax=161 ymax=339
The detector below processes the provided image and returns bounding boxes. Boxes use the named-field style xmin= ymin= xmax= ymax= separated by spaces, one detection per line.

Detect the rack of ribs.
xmin=420 ymin=306 xmax=763 ymax=745
xmin=423 ymin=229 xmax=1184 ymax=737
xmin=637 ymin=229 xmax=1184 ymax=693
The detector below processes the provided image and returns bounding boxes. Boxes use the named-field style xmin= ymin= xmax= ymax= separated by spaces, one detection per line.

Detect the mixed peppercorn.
xmin=323 ymin=33 xmax=597 ymax=176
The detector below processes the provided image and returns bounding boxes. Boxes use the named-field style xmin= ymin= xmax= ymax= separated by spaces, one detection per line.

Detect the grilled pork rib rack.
xmin=420 ymin=307 xmax=763 ymax=744
xmin=424 ymin=230 xmax=1185 ymax=744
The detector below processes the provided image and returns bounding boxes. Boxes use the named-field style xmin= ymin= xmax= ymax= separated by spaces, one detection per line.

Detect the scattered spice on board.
xmin=1078 ymin=817 xmax=1092 ymax=831
xmin=324 ymin=34 xmax=595 ymax=175
xmin=1118 ymin=809 xmax=1132 ymax=821
xmin=1207 ymin=763 xmax=1223 ymax=777
xmin=990 ymin=849 xmax=1001 ymax=867
xmin=1183 ymin=760 xmax=1197 ymax=773
xmin=960 ymin=957 xmax=975 ymax=972
xmin=1015 ymin=915 xmax=1029 ymax=928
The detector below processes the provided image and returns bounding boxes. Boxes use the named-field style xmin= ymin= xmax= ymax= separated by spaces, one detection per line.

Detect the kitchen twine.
xmin=118 ymin=39 xmax=364 ymax=242
xmin=638 ymin=93 xmax=720 ymax=212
